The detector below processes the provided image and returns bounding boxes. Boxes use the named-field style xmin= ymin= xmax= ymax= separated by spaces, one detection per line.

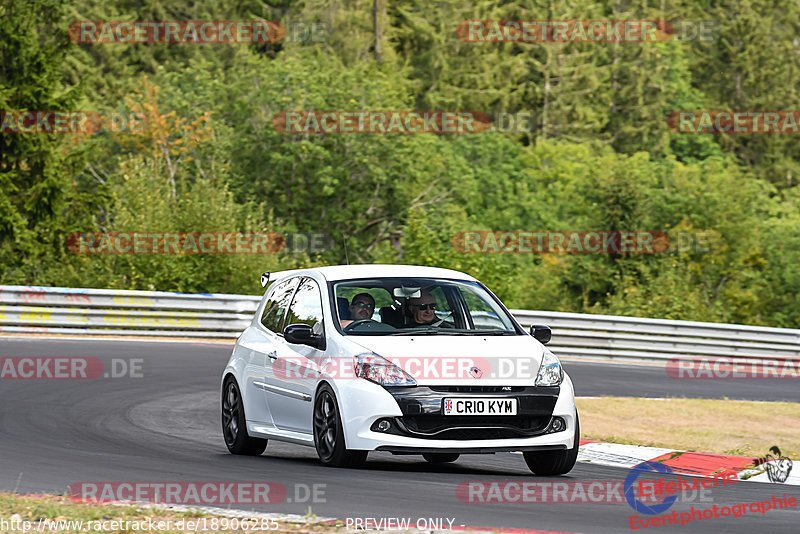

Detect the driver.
xmin=340 ymin=293 xmax=375 ymax=328
xmin=407 ymin=290 xmax=445 ymax=326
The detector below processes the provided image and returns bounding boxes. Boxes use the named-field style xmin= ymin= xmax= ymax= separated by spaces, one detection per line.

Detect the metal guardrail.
xmin=511 ymin=310 xmax=800 ymax=363
xmin=1 ymin=285 xmax=798 ymax=363
xmin=0 ymin=285 xmax=259 ymax=339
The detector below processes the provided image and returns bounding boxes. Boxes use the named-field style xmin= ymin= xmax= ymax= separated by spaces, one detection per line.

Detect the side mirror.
xmin=530 ymin=324 xmax=551 ymax=344
xmin=260 ymin=271 xmax=271 ymax=288
xmin=284 ymin=323 xmax=325 ymax=350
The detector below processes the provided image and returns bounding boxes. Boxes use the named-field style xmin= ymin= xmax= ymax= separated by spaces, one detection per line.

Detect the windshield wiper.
xmin=463 ymin=330 xmax=517 ymax=335
xmin=389 ymin=329 xmax=504 ymax=336
xmin=388 ymin=328 xmax=480 ymax=335
xmin=389 ymin=329 xmax=445 ymax=335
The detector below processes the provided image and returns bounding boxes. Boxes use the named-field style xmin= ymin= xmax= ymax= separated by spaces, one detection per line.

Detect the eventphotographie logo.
xmin=754 ymin=447 xmax=793 ymax=483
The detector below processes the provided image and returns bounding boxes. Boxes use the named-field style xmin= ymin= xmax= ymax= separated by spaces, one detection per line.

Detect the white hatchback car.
xmin=221 ymin=265 xmax=579 ymax=474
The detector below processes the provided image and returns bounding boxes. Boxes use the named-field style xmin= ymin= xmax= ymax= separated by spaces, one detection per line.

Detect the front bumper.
xmin=378 ymin=385 xmax=561 ymax=440
xmin=333 ymin=374 xmax=577 ymax=452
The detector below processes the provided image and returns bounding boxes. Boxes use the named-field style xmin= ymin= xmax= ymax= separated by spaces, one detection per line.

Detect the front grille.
xmin=428 ymin=386 xmax=526 ymax=393
xmin=395 ymin=414 xmax=550 ymax=440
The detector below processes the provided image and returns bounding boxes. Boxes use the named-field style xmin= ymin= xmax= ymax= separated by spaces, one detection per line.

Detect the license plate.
xmin=442 ymin=397 xmax=517 ymax=415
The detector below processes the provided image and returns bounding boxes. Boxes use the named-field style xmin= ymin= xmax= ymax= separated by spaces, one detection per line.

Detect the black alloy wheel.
xmin=313 ymin=384 xmax=367 ymax=467
xmin=222 ymin=378 xmax=268 ymax=455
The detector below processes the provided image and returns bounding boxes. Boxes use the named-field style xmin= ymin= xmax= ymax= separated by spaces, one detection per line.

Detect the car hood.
xmin=347 ymin=334 xmax=545 ymax=385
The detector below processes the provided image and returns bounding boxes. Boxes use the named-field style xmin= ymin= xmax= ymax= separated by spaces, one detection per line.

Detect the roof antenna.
xmin=342 ymin=232 xmax=350 ymax=265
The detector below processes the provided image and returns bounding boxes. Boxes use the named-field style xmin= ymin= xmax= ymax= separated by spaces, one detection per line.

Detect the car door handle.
xmin=267 ymin=351 xmax=278 ymax=360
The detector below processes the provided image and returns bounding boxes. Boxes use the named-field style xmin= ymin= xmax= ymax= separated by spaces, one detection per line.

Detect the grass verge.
xmin=0 ymin=492 xmax=341 ymax=533
xmin=576 ymin=396 xmax=800 ymax=458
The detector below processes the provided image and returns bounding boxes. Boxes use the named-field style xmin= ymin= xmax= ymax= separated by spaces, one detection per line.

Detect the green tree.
xmin=0 ymin=0 xmax=96 ymax=284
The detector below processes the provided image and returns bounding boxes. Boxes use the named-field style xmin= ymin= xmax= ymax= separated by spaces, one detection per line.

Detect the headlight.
xmin=535 ymin=348 xmax=563 ymax=386
xmin=353 ymin=353 xmax=417 ymax=386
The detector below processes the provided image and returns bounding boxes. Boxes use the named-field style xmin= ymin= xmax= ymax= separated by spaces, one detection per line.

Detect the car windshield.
xmin=331 ymin=277 xmax=519 ymax=335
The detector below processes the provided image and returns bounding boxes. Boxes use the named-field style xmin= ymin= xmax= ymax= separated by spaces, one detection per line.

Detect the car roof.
xmin=269 ymin=264 xmax=478 ymax=283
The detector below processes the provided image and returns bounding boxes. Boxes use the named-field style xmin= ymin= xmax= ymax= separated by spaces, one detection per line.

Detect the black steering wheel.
xmin=343 ymin=319 xmax=379 ymax=332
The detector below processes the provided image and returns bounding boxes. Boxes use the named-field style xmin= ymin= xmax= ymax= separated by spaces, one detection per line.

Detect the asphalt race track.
xmin=1 ymin=337 xmax=798 ymax=533
xmin=563 ymin=360 xmax=800 ymax=402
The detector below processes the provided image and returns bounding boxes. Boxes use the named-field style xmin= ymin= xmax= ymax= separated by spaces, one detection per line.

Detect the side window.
xmin=261 ymin=277 xmax=300 ymax=333
xmin=286 ymin=277 xmax=324 ymax=334
xmin=429 ymin=286 xmax=452 ymax=317
xmin=458 ymin=286 xmax=510 ymax=330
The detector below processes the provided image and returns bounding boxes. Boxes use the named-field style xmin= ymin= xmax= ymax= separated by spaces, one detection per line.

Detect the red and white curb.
xmin=577 ymin=439 xmax=800 ymax=485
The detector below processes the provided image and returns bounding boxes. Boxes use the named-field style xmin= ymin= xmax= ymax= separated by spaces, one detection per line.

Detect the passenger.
xmin=340 ymin=293 xmax=375 ymax=328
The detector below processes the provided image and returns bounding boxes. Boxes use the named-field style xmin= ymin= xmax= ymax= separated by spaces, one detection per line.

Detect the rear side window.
xmin=260 ymin=277 xmax=300 ymax=333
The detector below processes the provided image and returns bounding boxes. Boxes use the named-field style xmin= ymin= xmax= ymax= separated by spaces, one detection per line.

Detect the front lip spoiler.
xmin=375 ymin=444 xmax=567 ymax=454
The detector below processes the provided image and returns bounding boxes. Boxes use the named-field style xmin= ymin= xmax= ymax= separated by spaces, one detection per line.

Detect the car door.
xmin=265 ymin=276 xmax=325 ymax=433
xmin=243 ymin=276 xmax=300 ymax=426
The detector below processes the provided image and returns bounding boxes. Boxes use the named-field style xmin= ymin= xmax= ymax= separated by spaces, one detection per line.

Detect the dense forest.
xmin=2 ymin=0 xmax=800 ymax=327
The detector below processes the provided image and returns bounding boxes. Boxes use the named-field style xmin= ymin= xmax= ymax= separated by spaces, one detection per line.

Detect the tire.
xmin=523 ymin=413 xmax=580 ymax=476
xmin=422 ymin=453 xmax=460 ymax=464
xmin=313 ymin=384 xmax=367 ymax=468
xmin=222 ymin=377 xmax=268 ymax=455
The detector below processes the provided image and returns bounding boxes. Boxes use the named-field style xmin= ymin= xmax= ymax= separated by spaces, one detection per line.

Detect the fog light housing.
xmin=549 ymin=417 xmax=566 ymax=433
xmin=372 ymin=419 xmax=392 ymax=432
